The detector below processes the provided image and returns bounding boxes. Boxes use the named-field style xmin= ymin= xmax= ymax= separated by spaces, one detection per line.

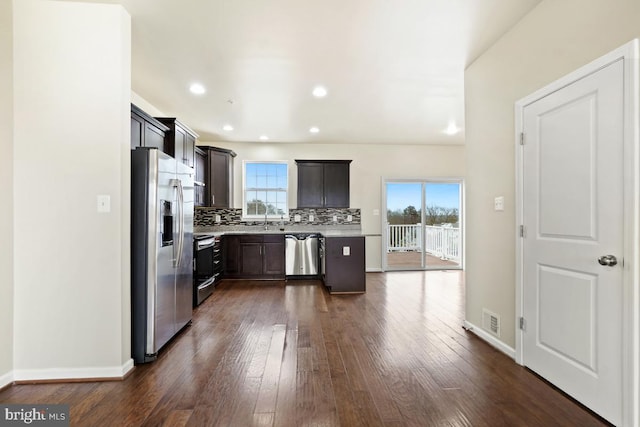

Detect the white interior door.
xmin=522 ymin=59 xmax=624 ymax=425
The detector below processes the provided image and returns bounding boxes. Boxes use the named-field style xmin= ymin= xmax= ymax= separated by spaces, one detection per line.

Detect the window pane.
xmin=244 ymin=162 xmax=289 ymax=216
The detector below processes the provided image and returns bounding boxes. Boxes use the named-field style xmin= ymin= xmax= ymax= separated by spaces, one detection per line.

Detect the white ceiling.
xmin=90 ymin=0 xmax=542 ymax=144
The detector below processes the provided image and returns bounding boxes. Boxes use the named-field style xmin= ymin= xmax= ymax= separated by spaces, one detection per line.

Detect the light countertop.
xmin=194 ymin=225 xmax=364 ymax=238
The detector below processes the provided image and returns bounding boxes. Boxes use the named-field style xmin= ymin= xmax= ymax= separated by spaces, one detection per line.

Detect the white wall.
xmin=13 ymin=0 xmax=132 ymax=378
xmin=200 ymin=141 xmax=466 ymax=271
xmin=131 ymin=91 xmax=165 ymax=117
xmin=464 ymin=0 xmax=640 ymax=348
xmin=0 ymin=0 xmax=14 ymax=387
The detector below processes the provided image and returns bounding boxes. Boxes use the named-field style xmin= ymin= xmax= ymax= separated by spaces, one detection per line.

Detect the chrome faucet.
xmin=264 ymin=211 xmax=268 ymax=230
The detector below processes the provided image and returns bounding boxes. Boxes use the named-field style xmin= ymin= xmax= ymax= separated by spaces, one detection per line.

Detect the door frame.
xmin=381 ymin=177 xmax=465 ymax=272
xmin=515 ymin=39 xmax=639 ymax=426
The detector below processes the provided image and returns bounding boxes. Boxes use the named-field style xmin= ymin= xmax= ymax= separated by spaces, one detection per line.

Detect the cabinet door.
xmin=223 ymin=236 xmax=241 ymax=276
xmin=297 ymin=163 xmax=324 ymax=208
xmin=144 ymin=123 xmax=166 ymax=151
xmin=240 ymin=243 xmax=263 ymax=276
xmin=174 ymin=126 xmax=186 ymax=165
xmin=209 ymin=150 xmax=230 ymax=207
xmin=184 ymin=133 xmax=196 ymax=168
xmin=194 ymin=149 xmax=207 ymax=207
xmin=324 ymin=163 xmax=350 ymax=208
xmin=131 ymin=113 xmax=144 ymax=149
xmin=263 ymin=235 xmax=285 ymax=276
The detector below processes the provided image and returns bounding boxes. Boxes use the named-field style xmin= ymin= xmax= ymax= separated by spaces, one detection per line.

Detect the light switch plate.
xmin=309 ymin=214 xmax=314 ymax=222
xmin=97 ymin=195 xmax=110 ymax=213
xmin=294 ymin=214 xmax=301 ymax=222
xmin=215 ymin=214 xmax=221 ymax=223
xmin=343 ymin=246 xmax=350 ymax=256
xmin=373 ymin=209 xmax=380 ymax=216
xmin=494 ymin=196 xmax=505 ymax=211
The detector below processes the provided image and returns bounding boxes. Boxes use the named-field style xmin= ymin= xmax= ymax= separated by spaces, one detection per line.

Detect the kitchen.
xmin=130 ymin=105 xmax=370 ymax=363
xmin=5 ymin=0 xmax=632 ymax=425
xmin=2 ymin=0 xmax=465 ymax=381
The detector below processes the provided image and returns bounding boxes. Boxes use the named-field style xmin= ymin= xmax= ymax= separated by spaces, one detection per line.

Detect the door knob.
xmin=598 ymin=255 xmax=618 ymax=267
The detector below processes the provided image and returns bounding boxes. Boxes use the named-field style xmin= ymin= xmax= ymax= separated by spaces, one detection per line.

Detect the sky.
xmin=386 ymin=182 xmax=460 ymax=211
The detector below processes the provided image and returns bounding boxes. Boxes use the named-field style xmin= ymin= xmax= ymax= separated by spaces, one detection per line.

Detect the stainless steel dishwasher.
xmin=285 ymin=233 xmax=320 ymax=277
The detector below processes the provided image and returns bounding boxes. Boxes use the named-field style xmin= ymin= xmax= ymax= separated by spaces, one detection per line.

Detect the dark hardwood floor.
xmin=0 ymin=272 xmax=610 ymax=426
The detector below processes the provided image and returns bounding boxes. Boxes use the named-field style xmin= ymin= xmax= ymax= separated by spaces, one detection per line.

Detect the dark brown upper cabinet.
xmin=194 ymin=147 xmax=207 ymax=207
xmin=155 ymin=118 xmax=198 ymax=169
xmin=131 ymin=104 xmax=169 ymax=151
xmin=296 ymin=160 xmax=351 ymax=208
xmin=206 ymin=146 xmax=236 ymax=208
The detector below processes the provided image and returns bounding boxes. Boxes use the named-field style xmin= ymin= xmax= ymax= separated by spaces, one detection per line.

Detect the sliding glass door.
xmin=384 ymin=180 xmax=463 ymax=271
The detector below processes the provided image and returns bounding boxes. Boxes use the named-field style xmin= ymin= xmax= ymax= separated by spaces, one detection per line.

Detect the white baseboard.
xmin=12 ymin=358 xmax=134 ymax=383
xmin=463 ymin=320 xmax=516 ymax=359
xmin=0 ymin=370 xmax=13 ymax=389
xmin=366 ymin=267 xmax=383 ymax=273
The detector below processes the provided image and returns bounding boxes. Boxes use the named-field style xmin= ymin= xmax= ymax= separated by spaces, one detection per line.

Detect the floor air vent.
xmin=482 ymin=309 xmax=501 ymax=338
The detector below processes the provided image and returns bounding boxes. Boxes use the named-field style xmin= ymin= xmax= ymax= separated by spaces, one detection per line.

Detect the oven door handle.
xmin=197 ymin=276 xmax=216 ymax=290
xmin=196 ymin=238 xmax=216 ymax=250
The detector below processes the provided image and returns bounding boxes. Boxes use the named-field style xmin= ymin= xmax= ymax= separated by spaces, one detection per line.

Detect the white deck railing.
xmin=387 ymin=223 xmax=460 ymax=261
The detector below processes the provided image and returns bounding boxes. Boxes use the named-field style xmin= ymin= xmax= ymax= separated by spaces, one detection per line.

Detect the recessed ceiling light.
xmin=312 ymin=86 xmax=327 ymax=98
xmin=443 ymin=120 xmax=461 ymax=135
xmin=223 ymin=124 xmax=234 ymax=131
xmin=309 ymin=127 xmax=320 ymax=134
xmin=259 ymin=135 xmax=269 ymax=141
xmin=189 ymin=83 xmax=206 ymax=95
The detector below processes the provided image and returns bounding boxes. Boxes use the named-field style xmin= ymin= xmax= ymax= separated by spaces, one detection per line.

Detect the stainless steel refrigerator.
xmin=131 ymin=148 xmax=194 ymax=364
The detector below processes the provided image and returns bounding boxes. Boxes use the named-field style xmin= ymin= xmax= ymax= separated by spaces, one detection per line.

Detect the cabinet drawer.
xmin=239 ymin=235 xmax=263 ymax=244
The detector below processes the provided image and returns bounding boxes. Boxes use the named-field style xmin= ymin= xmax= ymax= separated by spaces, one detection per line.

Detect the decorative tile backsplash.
xmin=195 ymin=207 xmax=361 ymax=228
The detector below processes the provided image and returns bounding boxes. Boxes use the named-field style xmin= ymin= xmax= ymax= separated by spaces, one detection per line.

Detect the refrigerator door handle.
xmin=170 ymin=178 xmax=185 ymax=268
xmin=176 ymin=178 xmax=185 ymax=268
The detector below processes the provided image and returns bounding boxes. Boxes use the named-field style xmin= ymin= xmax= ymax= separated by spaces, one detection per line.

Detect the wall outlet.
xmin=373 ymin=209 xmax=380 ymax=216
xmin=342 ymin=246 xmax=350 ymax=256
xmin=215 ymin=214 xmax=221 ymax=223
xmin=309 ymin=214 xmax=314 ymax=222
xmin=294 ymin=214 xmax=301 ymax=222
xmin=346 ymin=214 xmax=353 ymax=222
xmin=333 ymin=215 xmax=338 ymax=222
xmin=494 ymin=196 xmax=505 ymax=211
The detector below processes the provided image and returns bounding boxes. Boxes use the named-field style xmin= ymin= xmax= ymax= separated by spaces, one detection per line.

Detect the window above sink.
xmin=243 ymin=161 xmax=289 ymax=220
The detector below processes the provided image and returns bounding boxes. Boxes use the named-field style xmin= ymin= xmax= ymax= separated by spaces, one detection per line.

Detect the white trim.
xmin=0 ymin=370 xmax=14 ymax=389
xmin=463 ymin=320 xmax=516 ymax=359
xmin=12 ymin=359 xmax=134 ymax=382
xmin=366 ymin=267 xmax=383 ymax=273
xmin=515 ymin=39 xmax=639 ymax=427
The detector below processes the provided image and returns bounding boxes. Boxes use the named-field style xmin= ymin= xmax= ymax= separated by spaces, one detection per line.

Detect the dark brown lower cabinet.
xmin=324 ymin=236 xmax=365 ymax=293
xmin=223 ymin=234 xmax=285 ymax=279
xmin=263 ymin=235 xmax=286 ymax=276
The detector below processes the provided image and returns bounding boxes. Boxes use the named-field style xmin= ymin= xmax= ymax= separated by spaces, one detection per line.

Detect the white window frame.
xmin=242 ymin=160 xmax=289 ymax=220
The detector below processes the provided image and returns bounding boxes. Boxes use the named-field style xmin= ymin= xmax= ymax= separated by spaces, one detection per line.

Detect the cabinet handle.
xmin=211 ymin=194 xmax=215 ymax=205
